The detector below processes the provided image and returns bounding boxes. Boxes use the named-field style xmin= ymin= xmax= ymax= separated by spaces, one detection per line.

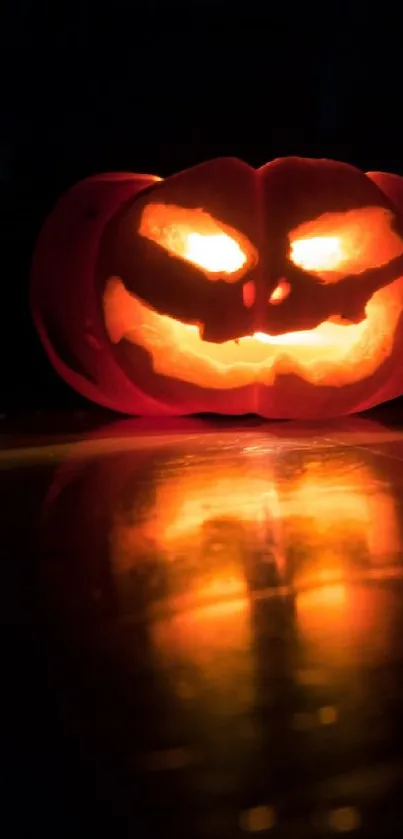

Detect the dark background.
xmin=4 ymin=10 xmax=403 ymax=839
xmin=1 ymin=4 xmax=402 ymax=413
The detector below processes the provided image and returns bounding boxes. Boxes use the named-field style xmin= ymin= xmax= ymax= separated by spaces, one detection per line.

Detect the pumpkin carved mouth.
xmin=104 ymin=274 xmax=403 ymax=389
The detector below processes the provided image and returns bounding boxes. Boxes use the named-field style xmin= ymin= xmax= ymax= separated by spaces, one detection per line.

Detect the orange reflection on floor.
xmin=130 ymin=466 xmax=279 ymax=545
xmin=151 ymin=583 xmax=255 ymax=716
xmin=106 ymin=433 xmax=402 ymax=671
xmin=296 ymin=581 xmax=402 ymax=668
xmin=281 ymin=454 xmax=401 ymax=589
xmin=109 ymin=459 xmax=284 ymax=603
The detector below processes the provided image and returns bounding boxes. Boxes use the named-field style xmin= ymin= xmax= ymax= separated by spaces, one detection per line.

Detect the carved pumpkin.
xmin=31 ymin=158 xmax=403 ymax=418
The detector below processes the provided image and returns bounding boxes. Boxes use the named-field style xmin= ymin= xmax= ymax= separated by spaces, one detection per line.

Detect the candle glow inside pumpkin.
xmin=104 ymin=203 xmax=403 ymax=389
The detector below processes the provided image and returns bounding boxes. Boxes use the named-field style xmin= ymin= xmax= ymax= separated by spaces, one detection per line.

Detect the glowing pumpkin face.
xmin=31 ymin=158 xmax=403 ymax=417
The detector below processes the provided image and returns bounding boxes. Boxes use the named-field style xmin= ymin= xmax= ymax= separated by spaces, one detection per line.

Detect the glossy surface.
xmin=4 ymin=414 xmax=403 ymax=837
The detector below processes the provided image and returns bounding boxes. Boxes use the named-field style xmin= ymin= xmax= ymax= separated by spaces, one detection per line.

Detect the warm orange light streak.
xmin=139 ymin=203 xmax=257 ymax=280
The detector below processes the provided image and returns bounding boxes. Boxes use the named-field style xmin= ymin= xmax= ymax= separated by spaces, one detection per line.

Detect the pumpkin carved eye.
xmin=289 ymin=206 xmax=403 ymax=282
xmin=139 ymin=203 xmax=258 ymax=281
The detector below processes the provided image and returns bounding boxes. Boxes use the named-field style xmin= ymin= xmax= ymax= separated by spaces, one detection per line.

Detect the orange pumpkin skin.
xmin=31 ymin=158 xmax=403 ymax=418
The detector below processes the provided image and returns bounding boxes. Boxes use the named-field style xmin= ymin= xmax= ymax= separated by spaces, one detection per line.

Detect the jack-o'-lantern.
xmin=31 ymin=158 xmax=403 ymax=418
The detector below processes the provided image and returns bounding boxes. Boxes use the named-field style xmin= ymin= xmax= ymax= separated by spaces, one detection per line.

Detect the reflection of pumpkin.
xmin=296 ymin=581 xmax=400 ymax=669
xmin=110 ymin=459 xmax=284 ymax=609
xmin=31 ymin=158 xmax=403 ymax=418
xmin=281 ymin=454 xmax=402 ymax=583
xmin=108 ymin=442 xmax=402 ymax=610
xmin=40 ymin=420 xmax=403 ymax=744
xmin=42 ymin=419 xmax=402 ymax=631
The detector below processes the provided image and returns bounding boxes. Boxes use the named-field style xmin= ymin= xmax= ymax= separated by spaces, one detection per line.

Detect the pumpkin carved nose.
xmin=269 ymin=278 xmax=291 ymax=305
xmin=242 ymin=280 xmax=256 ymax=308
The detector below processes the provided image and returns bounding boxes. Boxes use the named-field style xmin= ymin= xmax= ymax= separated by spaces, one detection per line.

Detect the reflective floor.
xmin=3 ymin=413 xmax=403 ymax=837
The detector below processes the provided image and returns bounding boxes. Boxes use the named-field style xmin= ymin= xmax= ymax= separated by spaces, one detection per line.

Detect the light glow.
xmin=289 ymin=206 xmax=403 ymax=282
xmin=268 ymin=278 xmax=291 ymax=304
xmin=109 ymin=446 xmax=401 ymax=673
xmin=104 ymin=274 xmax=403 ymax=389
xmin=290 ymin=236 xmax=343 ymax=272
xmin=139 ymin=203 xmax=257 ymax=280
xmin=184 ymin=232 xmax=245 ymax=273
